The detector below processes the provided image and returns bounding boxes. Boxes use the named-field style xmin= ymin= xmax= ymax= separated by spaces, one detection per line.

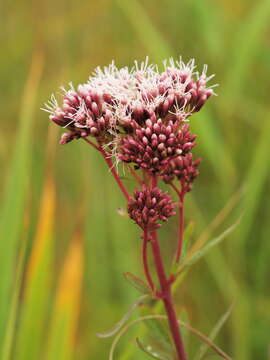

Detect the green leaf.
xmin=97 ymin=295 xmax=149 ymax=338
xmin=181 ymin=221 xmax=195 ymax=260
xmin=180 ymin=218 xmax=241 ymax=272
xmin=124 ymin=272 xmax=151 ymax=294
xmin=136 ymin=338 xmax=172 ymax=360
xmin=194 ymin=302 xmax=234 ymax=360
xmin=143 ymin=317 xmax=173 ymax=354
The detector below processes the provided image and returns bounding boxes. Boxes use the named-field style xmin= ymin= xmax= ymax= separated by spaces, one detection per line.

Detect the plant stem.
xmin=84 ymin=138 xmax=130 ymax=201
xmin=142 ymin=229 xmax=154 ymax=291
xmin=83 ymin=136 xmax=100 ymax=151
xmin=99 ymin=147 xmax=130 ymax=201
xmin=150 ymin=230 xmax=187 ymax=360
xmin=127 ymin=165 xmax=144 ymax=185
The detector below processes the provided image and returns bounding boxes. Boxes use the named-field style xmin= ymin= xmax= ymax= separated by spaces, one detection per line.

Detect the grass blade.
xmin=97 ymin=295 xmax=149 ymax=338
xmin=115 ymin=0 xmax=171 ymax=60
xmin=14 ymin=178 xmax=55 ymax=360
xmin=0 ymin=51 xmax=44 ymax=350
xmin=46 ymin=233 xmax=83 ymax=360
xmin=224 ymin=0 xmax=270 ymax=102
xmin=236 ymin=114 xmax=270 ymax=248
xmin=1 ymin=242 xmax=27 ymax=360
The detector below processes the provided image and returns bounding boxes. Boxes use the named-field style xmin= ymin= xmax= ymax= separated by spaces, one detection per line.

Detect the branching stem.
xmin=84 ymin=138 xmax=130 ymax=201
xmin=150 ymin=230 xmax=187 ymax=360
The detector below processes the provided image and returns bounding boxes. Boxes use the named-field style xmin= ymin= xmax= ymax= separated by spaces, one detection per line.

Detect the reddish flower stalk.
xmin=99 ymin=144 xmax=130 ymax=202
xmin=150 ymin=230 xmax=187 ymax=360
xmin=127 ymin=164 xmax=144 ymax=185
xmin=84 ymin=137 xmax=130 ymax=201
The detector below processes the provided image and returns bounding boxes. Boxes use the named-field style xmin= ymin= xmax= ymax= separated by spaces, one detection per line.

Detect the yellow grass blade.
xmin=46 ymin=234 xmax=84 ymax=360
xmin=15 ymin=178 xmax=55 ymax=360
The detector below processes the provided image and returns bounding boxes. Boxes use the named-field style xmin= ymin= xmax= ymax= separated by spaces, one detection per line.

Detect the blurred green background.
xmin=1 ymin=0 xmax=270 ymax=359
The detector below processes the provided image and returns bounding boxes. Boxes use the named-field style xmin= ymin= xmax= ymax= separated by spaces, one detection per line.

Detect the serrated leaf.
xmin=179 ymin=218 xmax=241 ymax=272
xmin=124 ymin=272 xmax=151 ymax=294
xmin=136 ymin=338 xmax=173 ymax=360
xmin=97 ymin=295 xmax=149 ymax=338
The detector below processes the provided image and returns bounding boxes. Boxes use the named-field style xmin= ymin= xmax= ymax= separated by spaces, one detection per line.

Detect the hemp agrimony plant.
xmin=43 ymin=58 xmax=232 ymax=360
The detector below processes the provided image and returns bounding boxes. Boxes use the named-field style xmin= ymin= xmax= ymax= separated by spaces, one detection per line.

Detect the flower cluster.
xmin=43 ymin=84 xmax=115 ymax=144
xmin=161 ymin=153 xmax=202 ymax=190
xmin=128 ymin=186 xmax=176 ymax=230
xmin=43 ymin=57 xmax=215 ymax=148
xmin=118 ymin=115 xmax=196 ymax=173
xmin=43 ymin=57 xmax=215 ymax=203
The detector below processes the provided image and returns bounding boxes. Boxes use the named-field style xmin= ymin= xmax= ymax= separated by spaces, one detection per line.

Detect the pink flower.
xmin=42 ymin=57 xmax=215 ymax=147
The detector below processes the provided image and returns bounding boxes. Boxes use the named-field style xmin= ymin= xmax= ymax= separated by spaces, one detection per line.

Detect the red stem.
xmin=127 ymin=165 xmax=144 ymax=185
xmin=84 ymin=138 xmax=130 ymax=201
xmin=142 ymin=229 xmax=154 ymax=291
xmin=83 ymin=137 xmax=100 ymax=151
xmin=150 ymin=230 xmax=187 ymax=360
xmin=171 ymin=182 xmax=181 ymax=197
xmin=100 ymin=148 xmax=130 ymax=201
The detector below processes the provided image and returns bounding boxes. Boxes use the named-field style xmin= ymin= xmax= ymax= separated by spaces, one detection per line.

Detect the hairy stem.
xmin=150 ymin=230 xmax=187 ymax=360
xmin=142 ymin=229 xmax=154 ymax=291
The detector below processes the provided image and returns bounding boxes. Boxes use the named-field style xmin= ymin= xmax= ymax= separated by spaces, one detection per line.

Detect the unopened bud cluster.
xmin=128 ymin=187 xmax=176 ymax=230
xmin=161 ymin=153 xmax=201 ymax=191
xmin=119 ymin=116 xmax=196 ymax=174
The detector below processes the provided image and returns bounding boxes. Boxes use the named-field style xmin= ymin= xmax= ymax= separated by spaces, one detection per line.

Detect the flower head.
xmin=42 ymin=57 xmax=215 ymax=147
xmin=118 ymin=114 xmax=196 ymax=173
xmin=128 ymin=186 xmax=176 ymax=230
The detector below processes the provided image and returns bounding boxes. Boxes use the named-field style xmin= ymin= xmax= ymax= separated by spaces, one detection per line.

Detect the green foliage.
xmin=194 ymin=303 xmax=234 ymax=360
xmin=136 ymin=337 xmax=172 ymax=360
xmin=0 ymin=53 xmax=44 ymax=354
xmin=124 ymin=272 xmax=151 ymax=295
